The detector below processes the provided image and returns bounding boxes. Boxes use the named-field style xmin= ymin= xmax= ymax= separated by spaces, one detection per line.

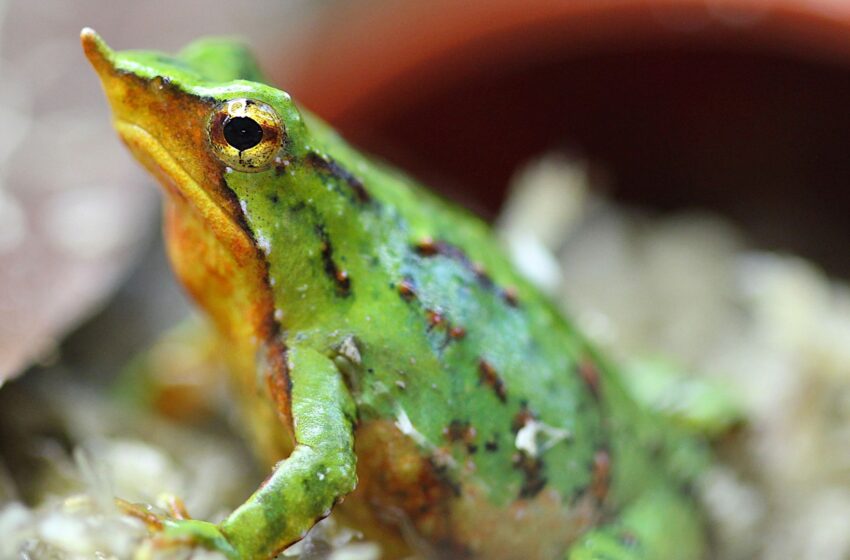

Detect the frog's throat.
xmin=116 ymin=118 xmax=281 ymax=344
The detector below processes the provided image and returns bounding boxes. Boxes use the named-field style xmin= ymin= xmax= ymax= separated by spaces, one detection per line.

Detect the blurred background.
xmin=4 ymin=0 xmax=850 ymax=558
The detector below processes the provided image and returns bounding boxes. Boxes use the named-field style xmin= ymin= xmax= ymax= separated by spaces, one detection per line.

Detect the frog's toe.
xmin=116 ymin=499 xmax=238 ymax=559
xmin=157 ymin=518 xmax=239 ymax=559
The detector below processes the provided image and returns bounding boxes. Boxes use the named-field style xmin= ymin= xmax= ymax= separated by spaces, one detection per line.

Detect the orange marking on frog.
xmin=478 ymin=359 xmax=507 ymax=403
xmin=591 ymin=449 xmax=611 ymax=502
xmin=397 ymin=278 xmax=417 ymax=300
xmin=577 ymin=358 xmax=601 ymax=400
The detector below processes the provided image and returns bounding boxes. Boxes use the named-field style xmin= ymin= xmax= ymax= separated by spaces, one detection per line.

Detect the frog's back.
xmin=284 ymin=115 xmax=632 ymax=555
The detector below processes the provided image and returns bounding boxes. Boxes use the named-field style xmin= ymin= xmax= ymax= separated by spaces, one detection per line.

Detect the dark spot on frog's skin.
xmin=591 ymin=449 xmax=611 ymax=502
xmin=414 ymin=238 xmax=478 ymax=277
xmin=478 ymin=359 xmax=507 ymax=403
xmin=497 ymin=286 xmax=520 ymax=307
xmin=397 ymin=277 xmax=417 ymax=301
xmin=426 ymin=309 xmax=444 ymax=330
xmin=414 ymin=236 xmax=439 ymax=256
xmin=424 ymin=309 xmax=468 ymax=350
xmin=335 ymin=269 xmax=351 ymax=290
xmin=267 ymin=192 xmax=280 ymax=204
xmin=414 ymin=237 xmax=521 ymax=307
xmin=427 ymin=455 xmax=462 ymax=498
xmin=470 ymin=261 xmax=494 ymax=289
xmin=484 ymin=438 xmax=499 ymax=452
xmin=449 ymin=326 xmax=466 ymax=340
xmin=513 ymin=452 xmax=547 ymax=499
xmin=444 ymin=420 xmax=478 ymax=454
xmin=512 ymin=401 xmax=535 ymax=433
xmin=304 ymin=152 xmax=371 ymax=204
xmin=315 ymin=224 xmax=351 ymax=297
xmin=577 ymin=358 xmax=602 ymax=400
xmin=502 ymin=286 xmax=520 ymax=307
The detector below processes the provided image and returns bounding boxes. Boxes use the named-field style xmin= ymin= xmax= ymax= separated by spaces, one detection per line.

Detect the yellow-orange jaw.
xmin=80 ymin=27 xmax=277 ymax=348
xmin=82 ymin=25 xmax=294 ymax=467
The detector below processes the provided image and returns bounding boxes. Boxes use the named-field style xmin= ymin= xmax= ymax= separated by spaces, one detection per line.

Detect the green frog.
xmin=82 ymin=28 xmax=710 ymax=559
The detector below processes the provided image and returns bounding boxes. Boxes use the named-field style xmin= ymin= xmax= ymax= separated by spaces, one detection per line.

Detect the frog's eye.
xmin=208 ymin=98 xmax=283 ymax=172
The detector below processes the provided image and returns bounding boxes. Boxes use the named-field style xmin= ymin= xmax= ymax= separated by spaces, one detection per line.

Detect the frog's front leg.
xmin=161 ymin=343 xmax=358 ymax=559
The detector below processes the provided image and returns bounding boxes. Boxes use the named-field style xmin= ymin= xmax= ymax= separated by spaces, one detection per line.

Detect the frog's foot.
xmin=565 ymin=488 xmax=706 ymax=560
xmin=116 ymin=498 xmax=238 ymax=559
xmin=567 ymin=526 xmax=646 ymax=560
xmin=157 ymin=518 xmax=238 ymax=559
xmin=115 ymin=345 xmax=358 ymax=560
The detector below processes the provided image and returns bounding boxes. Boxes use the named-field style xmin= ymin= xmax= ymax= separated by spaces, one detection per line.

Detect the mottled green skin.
xmin=93 ymin=34 xmax=709 ymax=560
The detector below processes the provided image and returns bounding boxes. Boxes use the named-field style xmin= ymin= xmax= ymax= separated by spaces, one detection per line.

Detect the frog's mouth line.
xmin=114 ymin=120 xmax=242 ymax=241
xmin=116 ymin=120 xmax=209 ymax=205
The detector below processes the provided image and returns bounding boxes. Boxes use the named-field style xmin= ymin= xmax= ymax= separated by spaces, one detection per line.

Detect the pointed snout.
xmin=80 ymin=26 xmax=243 ymax=235
xmin=81 ymin=28 xmax=115 ymax=79
xmin=81 ymin=27 xmax=137 ymax=126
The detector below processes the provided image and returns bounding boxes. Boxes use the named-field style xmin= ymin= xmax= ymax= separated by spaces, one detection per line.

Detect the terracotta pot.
xmin=271 ymin=0 xmax=850 ymax=274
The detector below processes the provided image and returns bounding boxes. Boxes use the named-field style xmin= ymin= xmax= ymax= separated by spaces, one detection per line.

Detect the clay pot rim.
xmin=285 ymin=0 xmax=850 ymax=121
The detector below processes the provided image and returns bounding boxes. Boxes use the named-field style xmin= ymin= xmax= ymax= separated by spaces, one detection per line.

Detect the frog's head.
xmin=81 ymin=28 xmax=307 ymax=223
xmin=81 ymin=28 xmax=306 ymax=341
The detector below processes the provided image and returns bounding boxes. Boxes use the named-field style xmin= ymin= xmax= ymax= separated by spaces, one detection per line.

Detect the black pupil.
xmin=223 ymin=116 xmax=263 ymax=151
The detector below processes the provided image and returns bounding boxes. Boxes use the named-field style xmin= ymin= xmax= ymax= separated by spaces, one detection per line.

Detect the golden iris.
xmin=209 ymin=98 xmax=283 ymax=172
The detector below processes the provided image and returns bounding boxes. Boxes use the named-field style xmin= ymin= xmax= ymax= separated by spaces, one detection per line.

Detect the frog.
xmin=81 ymin=28 xmax=711 ymax=560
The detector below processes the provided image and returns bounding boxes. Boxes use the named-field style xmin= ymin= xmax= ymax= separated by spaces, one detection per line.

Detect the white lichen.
xmin=514 ymin=419 xmax=571 ymax=457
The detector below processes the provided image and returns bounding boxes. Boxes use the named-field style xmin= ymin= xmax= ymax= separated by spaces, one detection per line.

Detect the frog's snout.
xmin=81 ymin=28 xmax=115 ymax=79
xmin=81 ymin=28 xmax=129 ymax=124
